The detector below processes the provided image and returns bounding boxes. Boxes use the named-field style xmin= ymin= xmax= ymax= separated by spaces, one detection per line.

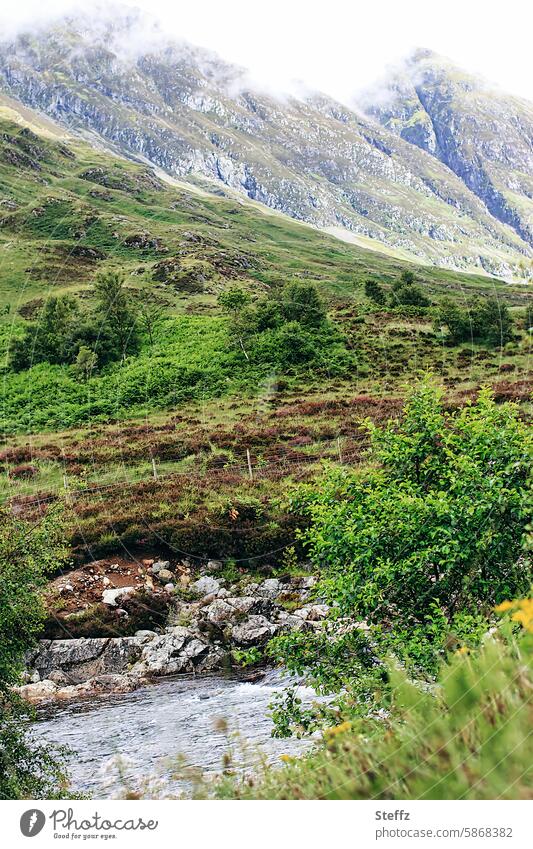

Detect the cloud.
xmin=1 ymin=0 xmax=533 ymax=106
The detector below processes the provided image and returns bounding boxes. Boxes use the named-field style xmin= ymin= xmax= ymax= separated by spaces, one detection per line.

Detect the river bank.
xmin=20 ymin=561 xmax=328 ymax=704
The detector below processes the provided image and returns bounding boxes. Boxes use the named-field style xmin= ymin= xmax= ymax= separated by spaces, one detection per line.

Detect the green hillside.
xmin=0 ymin=111 xmax=530 ymax=561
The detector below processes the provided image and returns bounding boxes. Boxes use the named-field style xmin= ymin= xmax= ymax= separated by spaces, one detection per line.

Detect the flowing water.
xmin=34 ymin=670 xmax=316 ymax=798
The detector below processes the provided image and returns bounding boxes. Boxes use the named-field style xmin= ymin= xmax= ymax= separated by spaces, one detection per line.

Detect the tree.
xmin=218 ymin=287 xmax=251 ymax=318
xmin=271 ymin=383 xmax=532 ymax=725
xmin=389 ymin=270 xmax=430 ymax=308
xmin=473 ymin=297 xmax=513 ymax=346
xmin=9 ymin=296 xmax=80 ymax=371
xmin=0 ymin=507 xmax=71 ymax=798
xmin=93 ymin=271 xmax=139 ymax=361
xmin=434 ymin=297 xmax=514 ymax=346
xmin=74 ymin=346 xmax=98 ymax=381
xmin=281 ymin=283 xmax=326 ymax=328
xmin=364 ymin=279 xmax=386 ymax=305
xmin=219 ymin=287 xmax=253 ymax=361
xmin=138 ymin=302 xmax=165 ymax=347
xmin=433 ymin=298 xmax=471 ymax=343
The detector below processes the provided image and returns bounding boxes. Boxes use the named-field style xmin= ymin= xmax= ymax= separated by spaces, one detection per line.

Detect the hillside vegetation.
xmin=0 ymin=111 xmax=530 ymax=565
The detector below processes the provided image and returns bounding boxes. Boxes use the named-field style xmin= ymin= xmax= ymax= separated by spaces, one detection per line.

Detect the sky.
xmin=1 ymin=0 xmax=533 ymax=104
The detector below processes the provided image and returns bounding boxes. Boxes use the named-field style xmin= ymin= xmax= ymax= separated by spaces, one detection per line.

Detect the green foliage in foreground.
xmin=266 ymin=383 xmax=532 ymax=732
xmin=0 ymin=507 xmax=70 ymax=799
xmin=216 ymin=634 xmax=533 ymax=799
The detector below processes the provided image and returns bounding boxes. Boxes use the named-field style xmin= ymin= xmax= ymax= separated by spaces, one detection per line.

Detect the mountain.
xmin=362 ymin=49 xmax=533 ymax=257
xmin=0 ymin=8 xmax=531 ymax=279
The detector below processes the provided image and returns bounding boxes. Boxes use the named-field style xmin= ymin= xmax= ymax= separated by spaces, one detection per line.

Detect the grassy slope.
xmin=0 ymin=114 xmax=530 ymax=561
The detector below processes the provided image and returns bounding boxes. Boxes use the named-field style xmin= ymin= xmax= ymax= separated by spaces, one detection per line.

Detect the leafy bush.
xmin=434 ymin=296 xmax=514 ymax=346
xmin=217 ymin=634 xmax=533 ymax=799
xmin=390 ymin=271 xmax=430 ymax=308
xmin=268 ymin=383 xmax=531 ymax=731
xmin=364 ymin=279 xmax=386 ymax=305
xmin=9 ymin=272 xmax=140 ymax=373
xmin=0 ymin=506 xmax=71 ymax=798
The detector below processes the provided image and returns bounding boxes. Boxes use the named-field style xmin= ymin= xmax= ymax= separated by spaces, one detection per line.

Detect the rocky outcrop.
xmin=20 ymin=571 xmax=328 ymax=704
xmin=363 ymin=49 xmax=533 ymax=256
xmin=0 ymin=11 xmax=530 ymax=276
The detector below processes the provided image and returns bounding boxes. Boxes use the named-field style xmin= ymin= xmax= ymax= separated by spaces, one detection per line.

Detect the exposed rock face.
xmin=0 ymin=12 xmax=530 ymax=276
xmin=27 ymin=637 xmax=143 ymax=684
xmin=362 ymin=49 xmax=533 ymax=252
xmin=20 ymin=570 xmax=327 ymax=704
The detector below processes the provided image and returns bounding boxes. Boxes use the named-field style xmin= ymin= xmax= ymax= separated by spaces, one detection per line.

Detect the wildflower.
xmin=324 ymin=720 xmax=352 ymax=739
xmin=494 ymin=600 xmax=514 ymax=613
xmin=279 ymin=754 xmax=294 ymax=764
xmin=455 ymin=646 xmax=469 ymax=655
xmin=495 ymin=597 xmax=533 ymax=633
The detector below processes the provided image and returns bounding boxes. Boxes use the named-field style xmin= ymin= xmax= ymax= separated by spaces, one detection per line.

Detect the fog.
xmin=1 ymin=0 xmax=532 ymax=106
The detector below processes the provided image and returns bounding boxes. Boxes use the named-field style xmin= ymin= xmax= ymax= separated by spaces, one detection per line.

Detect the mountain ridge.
xmin=0 ymin=10 xmax=532 ymax=279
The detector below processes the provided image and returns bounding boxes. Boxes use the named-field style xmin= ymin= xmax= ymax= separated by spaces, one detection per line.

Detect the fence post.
xmin=151 ymin=457 xmax=158 ymax=481
xmin=246 ymin=448 xmax=253 ymax=481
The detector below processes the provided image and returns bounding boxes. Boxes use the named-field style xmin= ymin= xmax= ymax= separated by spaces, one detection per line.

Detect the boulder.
xmin=29 ymin=637 xmax=143 ymax=684
xmin=18 ymin=680 xmax=58 ymax=702
xmin=190 ymin=575 xmax=222 ymax=597
xmin=102 ymin=586 xmax=134 ymax=606
xmin=136 ymin=630 xmax=191 ymax=676
xmin=294 ymin=604 xmax=329 ymax=621
xmin=155 ymin=568 xmax=174 ymax=583
xmin=255 ymin=579 xmax=282 ymax=600
xmin=231 ymin=615 xmax=279 ymax=647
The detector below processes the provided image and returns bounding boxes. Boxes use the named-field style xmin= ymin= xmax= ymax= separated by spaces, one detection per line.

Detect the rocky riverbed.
xmin=20 ymin=561 xmax=328 ymax=704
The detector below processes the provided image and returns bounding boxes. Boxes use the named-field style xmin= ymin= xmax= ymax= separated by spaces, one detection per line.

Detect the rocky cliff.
xmin=0 ymin=10 xmax=531 ymax=277
xmin=362 ymin=49 xmax=533 ymax=254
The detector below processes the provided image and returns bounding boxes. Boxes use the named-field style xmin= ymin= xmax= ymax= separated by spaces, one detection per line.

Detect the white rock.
xmin=190 ymin=575 xmax=222 ymax=597
xmin=102 ymin=586 xmax=135 ymax=606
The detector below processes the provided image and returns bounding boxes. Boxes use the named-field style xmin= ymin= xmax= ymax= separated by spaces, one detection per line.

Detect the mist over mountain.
xmin=362 ymin=49 xmax=533 ymax=252
xmin=0 ymin=8 xmax=532 ymax=278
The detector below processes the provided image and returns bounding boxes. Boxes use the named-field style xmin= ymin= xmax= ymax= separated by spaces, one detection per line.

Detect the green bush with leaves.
xmin=268 ymin=383 xmax=532 ymax=732
xmin=0 ymin=506 xmax=71 ymax=799
xmin=9 ymin=271 xmax=140 ymax=373
xmin=434 ymin=296 xmax=514 ymax=346
xmin=217 ymin=633 xmax=533 ymax=799
xmin=390 ymin=270 xmax=430 ymax=308
xmin=230 ymin=282 xmax=355 ymax=375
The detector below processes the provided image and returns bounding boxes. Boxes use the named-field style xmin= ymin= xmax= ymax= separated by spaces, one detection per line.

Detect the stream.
xmin=34 ymin=670 xmax=317 ymax=798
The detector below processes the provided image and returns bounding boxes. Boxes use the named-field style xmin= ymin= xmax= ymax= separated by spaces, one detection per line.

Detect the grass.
xmin=211 ymin=637 xmax=533 ymax=800
xmin=0 ymin=114 xmax=530 ymax=562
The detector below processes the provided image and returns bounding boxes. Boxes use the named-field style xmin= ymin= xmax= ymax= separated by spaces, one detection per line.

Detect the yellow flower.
xmin=279 ymin=754 xmax=294 ymax=763
xmin=494 ymin=600 xmax=514 ymax=613
xmin=455 ymin=646 xmax=469 ymax=655
xmin=495 ymin=597 xmax=533 ymax=633
xmin=324 ymin=720 xmax=352 ymax=739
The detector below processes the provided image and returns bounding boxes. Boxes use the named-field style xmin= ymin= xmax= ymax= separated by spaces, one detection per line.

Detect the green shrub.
xmin=217 ymin=635 xmax=533 ymax=799
xmin=267 ymin=382 xmax=532 ymax=732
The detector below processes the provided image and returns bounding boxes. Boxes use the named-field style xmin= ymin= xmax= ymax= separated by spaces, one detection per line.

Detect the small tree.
xmin=364 ymin=279 xmax=386 ymax=305
xmin=138 ymin=302 xmax=165 ymax=346
xmin=272 ymin=382 xmax=532 ymax=723
xmin=219 ymin=288 xmax=252 ymax=360
xmin=9 ymin=295 xmax=80 ymax=371
xmin=93 ymin=271 xmax=139 ymax=361
xmin=281 ymin=283 xmax=326 ymax=328
xmin=74 ymin=346 xmax=98 ymax=381
xmin=218 ymin=287 xmax=251 ymax=318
